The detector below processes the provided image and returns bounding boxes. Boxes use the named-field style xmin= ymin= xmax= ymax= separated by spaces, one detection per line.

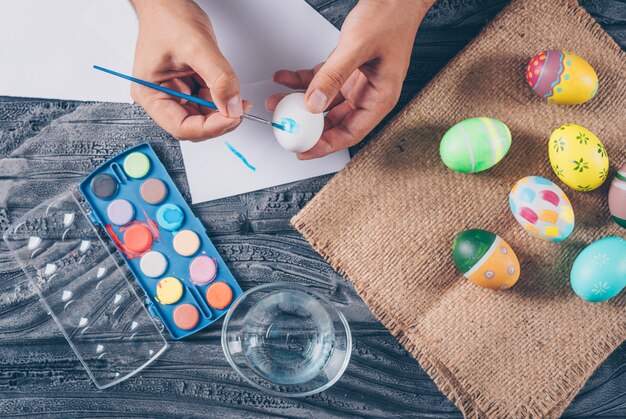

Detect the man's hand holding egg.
xmin=266 ymin=1 xmax=432 ymax=159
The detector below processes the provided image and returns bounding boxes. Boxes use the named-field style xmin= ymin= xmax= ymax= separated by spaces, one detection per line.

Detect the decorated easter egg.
xmin=609 ymin=164 xmax=626 ymax=228
xmin=548 ymin=124 xmax=609 ymax=192
xmin=272 ymin=92 xmax=324 ymax=153
xmin=509 ymin=176 xmax=575 ymax=242
xmin=570 ymin=237 xmax=626 ymax=302
xmin=451 ymin=229 xmax=520 ymax=290
xmin=440 ymin=117 xmax=511 ymax=173
xmin=526 ymin=50 xmax=598 ymax=105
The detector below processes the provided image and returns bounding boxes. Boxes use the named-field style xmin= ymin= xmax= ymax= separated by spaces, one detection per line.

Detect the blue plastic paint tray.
xmin=3 ymin=143 xmax=243 ymax=389
xmin=79 ymin=143 xmax=243 ymax=339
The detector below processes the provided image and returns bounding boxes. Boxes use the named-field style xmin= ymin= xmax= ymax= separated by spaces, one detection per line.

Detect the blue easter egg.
xmin=570 ymin=237 xmax=626 ymax=302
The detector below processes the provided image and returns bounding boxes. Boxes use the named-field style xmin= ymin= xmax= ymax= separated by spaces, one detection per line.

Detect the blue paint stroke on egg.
xmin=224 ymin=141 xmax=256 ymax=171
xmin=280 ymin=118 xmax=300 ymax=134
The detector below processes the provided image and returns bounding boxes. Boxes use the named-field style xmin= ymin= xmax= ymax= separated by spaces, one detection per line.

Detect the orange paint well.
xmin=124 ymin=223 xmax=153 ymax=253
xmin=105 ymin=211 xmax=160 ymax=259
xmin=206 ymin=282 xmax=233 ymax=310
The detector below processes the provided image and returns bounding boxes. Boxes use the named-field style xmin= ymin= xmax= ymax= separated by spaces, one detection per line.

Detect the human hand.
xmin=130 ymin=0 xmax=251 ymax=141
xmin=266 ymin=0 xmax=433 ymax=159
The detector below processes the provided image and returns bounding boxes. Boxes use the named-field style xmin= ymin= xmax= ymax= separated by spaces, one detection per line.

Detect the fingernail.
xmin=307 ymin=89 xmax=327 ymax=113
xmin=227 ymin=96 xmax=243 ymax=118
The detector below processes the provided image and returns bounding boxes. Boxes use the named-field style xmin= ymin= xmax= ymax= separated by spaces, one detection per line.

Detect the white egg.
xmin=272 ymin=92 xmax=324 ymax=153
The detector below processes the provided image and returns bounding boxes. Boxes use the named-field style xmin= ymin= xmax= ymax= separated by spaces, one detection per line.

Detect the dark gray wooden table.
xmin=1 ymin=1 xmax=625 ymax=417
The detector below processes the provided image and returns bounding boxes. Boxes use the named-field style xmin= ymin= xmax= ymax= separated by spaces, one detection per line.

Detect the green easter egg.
xmin=451 ymin=229 xmax=496 ymax=274
xmin=440 ymin=117 xmax=512 ymax=173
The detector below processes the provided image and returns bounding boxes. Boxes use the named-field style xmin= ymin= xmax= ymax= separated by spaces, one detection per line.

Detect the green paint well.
xmin=124 ymin=152 xmax=151 ymax=179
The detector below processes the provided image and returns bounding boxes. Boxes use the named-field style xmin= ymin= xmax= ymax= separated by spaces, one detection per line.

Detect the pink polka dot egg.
xmin=509 ymin=176 xmax=575 ymax=242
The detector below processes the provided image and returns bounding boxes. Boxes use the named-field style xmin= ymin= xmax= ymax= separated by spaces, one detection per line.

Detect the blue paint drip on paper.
xmin=224 ymin=141 xmax=256 ymax=171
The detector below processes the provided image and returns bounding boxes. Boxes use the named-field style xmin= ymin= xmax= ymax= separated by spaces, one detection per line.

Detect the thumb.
xmin=305 ymin=45 xmax=365 ymax=114
xmin=188 ymin=40 xmax=243 ymax=118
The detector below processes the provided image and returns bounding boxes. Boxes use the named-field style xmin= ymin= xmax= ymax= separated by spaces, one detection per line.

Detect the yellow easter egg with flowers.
xmin=548 ymin=124 xmax=609 ymax=192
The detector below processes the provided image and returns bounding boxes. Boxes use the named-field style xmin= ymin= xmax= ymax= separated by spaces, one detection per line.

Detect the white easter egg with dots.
xmin=272 ymin=92 xmax=324 ymax=153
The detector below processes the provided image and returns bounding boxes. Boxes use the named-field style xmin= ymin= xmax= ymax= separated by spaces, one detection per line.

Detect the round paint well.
xmin=139 ymin=250 xmax=168 ymax=278
xmin=156 ymin=203 xmax=185 ymax=231
xmin=172 ymin=230 xmax=200 ymax=257
xmin=90 ymin=173 xmax=118 ymax=200
xmin=206 ymin=282 xmax=233 ymax=310
xmin=156 ymin=277 xmax=183 ymax=305
xmin=189 ymin=256 xmax=217 ymax=285
xmin=123 ymin=223 xmax=153 ymax=253
xmin=123 ymin=152 xmax=151 ymax=179
xmin=106 ymin=199 xmax=134 ymax=225
xmin=173 ymin=304 xmax=199 ymax=330
xmin=140 ymin=178 xmax=168 ymax=205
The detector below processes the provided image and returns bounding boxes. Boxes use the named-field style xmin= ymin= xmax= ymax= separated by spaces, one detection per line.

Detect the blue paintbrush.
xmin=93 ymin=65 xmax=290 ymax=131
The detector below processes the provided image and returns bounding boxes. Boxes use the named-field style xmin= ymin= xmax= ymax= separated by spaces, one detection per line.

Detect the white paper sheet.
xmin=0 ymin=0 xmax=350 ymax=203
xmin=180 ymin=79 xmax=350 ymax=203
xmin=0 ymin=0 xmax=138 ymax=102
xmin=0 ymin=0 xmax=340 ymax=101
xmin=193 ymin=0 xmax=340 ymax=86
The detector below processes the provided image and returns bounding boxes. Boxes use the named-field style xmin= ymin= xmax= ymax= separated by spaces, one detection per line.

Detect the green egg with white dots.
xmin=440 ymin=117 xmax=512 ymax=173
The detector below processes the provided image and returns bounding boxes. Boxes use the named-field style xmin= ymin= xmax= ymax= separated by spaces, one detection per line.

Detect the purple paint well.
xmin=189 ymin=255 xmax=218 ymax=285
xmin=107 ymin=199 xmax=135 ymax=225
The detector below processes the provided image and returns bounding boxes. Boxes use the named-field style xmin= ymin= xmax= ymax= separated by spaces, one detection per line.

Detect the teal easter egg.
xmin=440 ymin=117 xmax=512 ymax=173
xmin=570 ymin=237 xmax=626 ymax=302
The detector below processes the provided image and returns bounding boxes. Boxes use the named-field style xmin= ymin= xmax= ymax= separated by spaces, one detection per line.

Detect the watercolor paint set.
xmin=79 ymin=143 xmax=242 ymax=339
xmin=3 ymin=143 xmax=243 ymax=389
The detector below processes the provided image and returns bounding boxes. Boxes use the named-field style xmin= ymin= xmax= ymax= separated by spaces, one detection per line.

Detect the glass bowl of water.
xmin=221 ymin=282 xmax=352 ymax=397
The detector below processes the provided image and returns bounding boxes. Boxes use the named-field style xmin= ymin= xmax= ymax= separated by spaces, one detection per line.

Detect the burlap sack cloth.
xmin=292 ymin=0 xmax=626 ymax=417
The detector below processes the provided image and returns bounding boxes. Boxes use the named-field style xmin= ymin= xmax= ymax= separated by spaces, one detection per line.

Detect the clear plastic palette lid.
xmin=3 ymin=189 xmax=168 ymax=389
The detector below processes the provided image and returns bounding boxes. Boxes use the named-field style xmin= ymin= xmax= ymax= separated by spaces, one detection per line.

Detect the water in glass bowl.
xmin=241 ymin=289 xmax=336 ymax=385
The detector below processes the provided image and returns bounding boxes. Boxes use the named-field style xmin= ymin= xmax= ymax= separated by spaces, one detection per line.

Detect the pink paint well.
xmin=189 ymin=255 xmax=218 ymax=286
